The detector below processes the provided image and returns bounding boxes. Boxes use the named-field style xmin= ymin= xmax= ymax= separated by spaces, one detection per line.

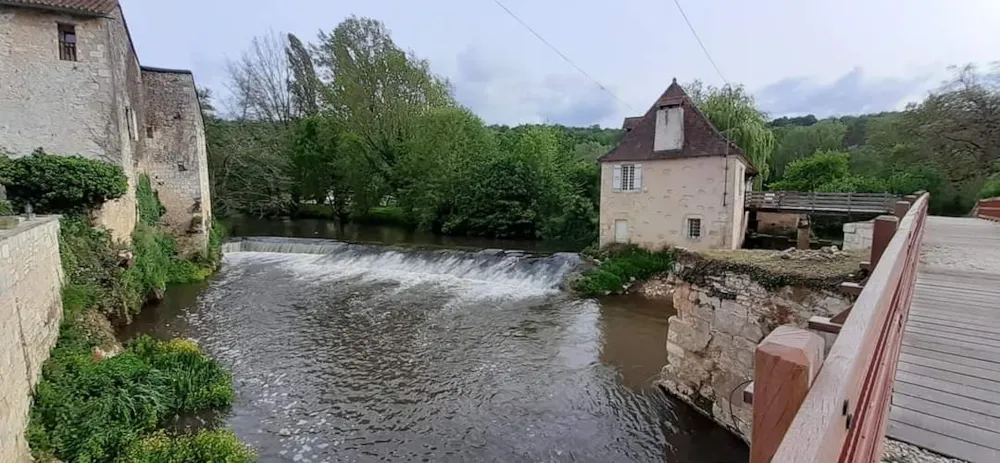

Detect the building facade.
xmin=0 ymin=0 xmax=210 ymax=253
xmin=598 ymin=80 xmax=754 ymax=251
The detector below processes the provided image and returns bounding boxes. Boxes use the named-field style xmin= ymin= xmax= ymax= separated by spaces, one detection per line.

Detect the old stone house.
xmin=599 ymin=80 xmax=755 ymax=250
xmin=0 ymin=0 xmax=211 ymax=253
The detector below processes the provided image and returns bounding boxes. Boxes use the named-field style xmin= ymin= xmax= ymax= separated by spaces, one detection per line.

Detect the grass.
xmin=574 ymin=245 xmax=675 ymax=296
xmin=25 ymin=179 xmax=253 ymax=462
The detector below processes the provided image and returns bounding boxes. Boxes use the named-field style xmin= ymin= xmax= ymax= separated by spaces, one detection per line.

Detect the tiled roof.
xmin=0 ymin=0 xmax=118 ymax=16
xmin=600 ymin=80 xmax=755 ymax=173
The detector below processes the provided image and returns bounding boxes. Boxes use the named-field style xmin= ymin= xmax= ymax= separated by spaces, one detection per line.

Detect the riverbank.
xmin=19 ymin=174 xmax=254 ymax=461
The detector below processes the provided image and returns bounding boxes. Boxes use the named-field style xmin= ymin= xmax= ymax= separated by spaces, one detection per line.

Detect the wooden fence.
xmin=977 ymin=197 xmax=1000 ymax=221
xmin=749 ymin=193 xmax=929 ymax=463
xmin=747 ymin=191 xmax=898 ymax=215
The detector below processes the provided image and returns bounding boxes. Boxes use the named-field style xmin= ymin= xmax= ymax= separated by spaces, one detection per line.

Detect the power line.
xmin=491 ymin=0 xmax=636 ymax=112
xmin=671 ymin=0 xmax=728 ymax=86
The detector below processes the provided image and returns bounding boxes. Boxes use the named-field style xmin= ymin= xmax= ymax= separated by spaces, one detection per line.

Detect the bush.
xmin=0 ymin=199 xmax=12 ymax=215
xmin=118 ymin=430 xmax=255 ymax=463
xmin=574 ymin=245 xmax=675 ymax=296
xmin=27 ymin=336 xmax=236 ymax=462
xmin=2 ymin=150 xmax=127 ymax=214
xmin=136 ymin=175 xmax=166 ymax=226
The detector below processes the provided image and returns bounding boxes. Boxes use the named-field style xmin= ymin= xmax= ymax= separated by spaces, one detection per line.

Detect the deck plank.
xmin=887 ymin=216 xmax=1000 ymax=462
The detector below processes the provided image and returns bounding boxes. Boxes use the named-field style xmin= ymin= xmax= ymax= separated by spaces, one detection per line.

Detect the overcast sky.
xmin=119 ymin=0 xmax=1000 ymax=127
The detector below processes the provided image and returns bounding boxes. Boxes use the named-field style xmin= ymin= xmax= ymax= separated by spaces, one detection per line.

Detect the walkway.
xmin=887 ymin=216 xmax=1000 ymax=462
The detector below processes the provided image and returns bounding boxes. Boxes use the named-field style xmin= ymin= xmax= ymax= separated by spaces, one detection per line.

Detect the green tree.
xmin=286 ymin=33 xmax=321 ymax=117
xmin=687 ymin=81 xmax=776 ymax=183
xmin=770 ymin=150 xmax=850 ymax=191
xmin=770 ymin=120 xmax=848 ymax=181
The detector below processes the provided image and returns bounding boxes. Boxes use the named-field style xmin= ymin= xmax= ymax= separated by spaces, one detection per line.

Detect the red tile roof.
xmin=0 ymin=0 xmax=117 ymax=16
xmin=600 ymin=80 xmax=755 ymax=173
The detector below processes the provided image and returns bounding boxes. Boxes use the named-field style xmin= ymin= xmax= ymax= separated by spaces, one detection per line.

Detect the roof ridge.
xmin=0 ymin=0 xmax=118 ymax=16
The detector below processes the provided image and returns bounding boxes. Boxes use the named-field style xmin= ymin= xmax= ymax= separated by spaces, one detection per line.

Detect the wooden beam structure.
xmin=747 ymin=191 xmax=898 ymax=215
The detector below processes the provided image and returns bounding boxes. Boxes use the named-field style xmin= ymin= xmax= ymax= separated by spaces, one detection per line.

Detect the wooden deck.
xmin=887 ymin=216 xmax=1000 ymax=462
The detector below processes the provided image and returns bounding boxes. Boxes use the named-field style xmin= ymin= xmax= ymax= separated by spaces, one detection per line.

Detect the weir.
xmin=222 ymin=236 xmax=583 ymax=290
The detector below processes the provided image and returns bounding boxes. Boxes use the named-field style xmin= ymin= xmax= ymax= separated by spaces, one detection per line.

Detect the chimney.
xmin=654 ymin=103 xmax=684 ymax=151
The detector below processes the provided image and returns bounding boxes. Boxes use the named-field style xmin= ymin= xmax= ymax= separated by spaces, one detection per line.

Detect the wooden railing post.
xmin=893 ymin=200 xmax=910 ymax=219
xmin=870 ymin=215 xmax=899 ymax=268
xmin=751 ymin=326 xmax=825 ymax=463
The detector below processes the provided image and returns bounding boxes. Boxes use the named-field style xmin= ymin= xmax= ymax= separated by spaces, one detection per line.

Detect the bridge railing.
xmin=749 ymin=193 xmax=930 ymax=463
xmin=976 ymin=197 xmax=1000 ymax=221
xmin=747 ymin=191 xmax=897 ymax=214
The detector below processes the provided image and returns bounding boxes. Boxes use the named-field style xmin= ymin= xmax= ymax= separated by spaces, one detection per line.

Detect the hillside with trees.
xmin=205 ymin=15 xmax=1000 ymax=245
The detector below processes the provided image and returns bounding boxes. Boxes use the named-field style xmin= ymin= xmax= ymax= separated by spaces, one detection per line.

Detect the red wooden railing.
xmin=749 ymin=193 xmax=929 ymax=463
xmin=977 ymin=197 xmax=1000 ymax=221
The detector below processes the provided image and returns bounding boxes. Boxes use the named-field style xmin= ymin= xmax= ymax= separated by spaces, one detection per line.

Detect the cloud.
xmin=755 ymin=67 xmax=937 ymax=118
xmin=451 ymin=47 xmax=618 ymax=127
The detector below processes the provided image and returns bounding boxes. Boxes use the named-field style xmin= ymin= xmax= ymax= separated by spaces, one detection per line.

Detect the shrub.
xmin=118 ymin=430 xmax=255 ymax=463
xmin=2 ymin=150 xmax=127 ymax=214
xmin=136 ymin=175 xmax=166 ymax=226
xmin=27 ymin=336 xmax=236 ymax=462
xmin=0 ymin=199 xmax=12 ymax=215
xmin=574 ymin=245 xmax=674 ymax=296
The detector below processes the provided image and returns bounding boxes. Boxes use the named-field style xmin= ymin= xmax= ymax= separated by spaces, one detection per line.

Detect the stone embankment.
xmin=0 ymin=216 xmax=63 ymax=459
xmin=638 ymin=247 xmax=863 ymax=440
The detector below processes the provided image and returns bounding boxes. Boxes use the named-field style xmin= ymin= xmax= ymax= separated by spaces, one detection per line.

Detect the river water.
xmin=124 ymin=231 xmax=748 ymax=462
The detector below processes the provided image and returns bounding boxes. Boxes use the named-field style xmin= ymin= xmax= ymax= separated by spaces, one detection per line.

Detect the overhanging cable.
xmin=491 ymin=0 xmax=636 ymax=112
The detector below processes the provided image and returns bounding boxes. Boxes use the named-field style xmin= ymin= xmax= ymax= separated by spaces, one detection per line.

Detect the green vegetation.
xmin=118 ymin=430 xmax=255 ymax=463
xmin=0 ymin=156 xmax=251 ymax=462
xmin=575 ymin=245 xmax=675 ymax=296
xmin=1 ymin=150 xmax=128 ymax=214
xmin=27 ymin=337 xmax=243 ymax=462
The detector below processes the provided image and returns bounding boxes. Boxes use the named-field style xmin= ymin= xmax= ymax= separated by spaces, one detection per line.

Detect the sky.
xmin=119 ymin=0 xmax=1000 ymax=128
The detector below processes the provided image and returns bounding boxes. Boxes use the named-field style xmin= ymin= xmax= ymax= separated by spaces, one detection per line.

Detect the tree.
xmin=286 ymin=33 xmax=321 ymax=117
xmin=225 ymin=31 xmax=294 ymax=124
xmin=313 ymin=16 xmax=453 ymax=197
xmin=769 ymin=151 xmax=850 ymax=191
xmin=770 ymin=120 xmax=848 ymax=181
xmin=686 ymin=81 xmax=776 ymax=183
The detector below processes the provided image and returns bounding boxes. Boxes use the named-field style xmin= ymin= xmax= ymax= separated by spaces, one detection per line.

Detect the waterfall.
xmin=223 ymin=237 xmax=582 ymax=290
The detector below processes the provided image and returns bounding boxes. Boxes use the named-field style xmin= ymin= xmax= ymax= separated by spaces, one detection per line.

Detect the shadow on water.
xmin=223 ymin=215 xmax=585 ymax=253
xmin=123 ymin=233 xmax=748 ymax=462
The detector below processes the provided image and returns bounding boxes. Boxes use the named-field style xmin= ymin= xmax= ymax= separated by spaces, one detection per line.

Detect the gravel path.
xmin=882 ymin=438 xmax=967 ymax=463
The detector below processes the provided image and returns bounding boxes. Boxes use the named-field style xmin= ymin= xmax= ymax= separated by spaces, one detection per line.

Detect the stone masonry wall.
xmin=140 ymin=69 xmax=212 ymax=255
xmin=658 ymin=268 xmax=851 ymax=440
xmin=0 ymin=217 xmax=63 ymax=461
xmin=843 ymin=220 xmax=874 ymax=251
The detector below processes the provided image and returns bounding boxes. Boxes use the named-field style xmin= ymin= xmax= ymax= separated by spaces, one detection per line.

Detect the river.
xmin=122 ymin=220 xmax=749 ymax=462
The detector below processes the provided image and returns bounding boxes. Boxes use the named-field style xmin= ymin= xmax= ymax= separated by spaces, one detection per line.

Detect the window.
xmin=687 ymin=218 xmax=702 ymax=239
xmin=146 ymin=127 xmax=155 ymax=139
xmin=612 ymin=164 xmax=642 ymax=192
xmin=58 ymin=24 xmax=77 ymax=61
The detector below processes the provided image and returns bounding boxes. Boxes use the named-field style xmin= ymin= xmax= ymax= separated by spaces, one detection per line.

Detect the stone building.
xmin=598 ymin=80 xmax=755 ymax=250
xmin=0 ymin=0 xmax=211 ymax=253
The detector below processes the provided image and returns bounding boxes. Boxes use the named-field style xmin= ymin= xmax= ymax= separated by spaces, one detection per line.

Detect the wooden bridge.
xmin=748 ymin=194 xmax=1000 ymax=462
xmin=747 ymin=191 xmax=899 ymax=215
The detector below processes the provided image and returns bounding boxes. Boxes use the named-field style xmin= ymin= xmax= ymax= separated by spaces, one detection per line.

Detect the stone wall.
xmin=658 ymin=267 xmax=851 ymax=440
xmin=599 ymin=155 xmax=748 ymax=250
xmin=843 ymin=220 xmax=874 ymax=250
xmin=0 ymin=217 xmax=63 ymax=461
xmin=140 ymin=68 xmax=212 ymax=255
xmin=0 ymin=6 xmax=138 ymax=243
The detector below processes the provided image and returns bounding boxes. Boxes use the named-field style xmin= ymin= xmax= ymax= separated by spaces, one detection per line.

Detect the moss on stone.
xmin=674 ymin=248 xmax=865 ymax=291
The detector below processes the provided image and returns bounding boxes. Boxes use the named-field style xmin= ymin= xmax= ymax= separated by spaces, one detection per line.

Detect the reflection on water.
xmin=224 ymin=216 xmax=585 ymax=253
xmin=125 ymin=245 xmax=746 ymax=462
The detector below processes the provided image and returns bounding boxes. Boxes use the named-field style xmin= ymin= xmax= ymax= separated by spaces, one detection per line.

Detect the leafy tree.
xmin=770 ymin=151 xmax=850 ymax=191
xmin=286 ymin=33 xmax=321 ymax=117
xmin=770 ymin=120 xmax=847 ymax=181
xmin=687 ymin=81 xmax=776 ymax=183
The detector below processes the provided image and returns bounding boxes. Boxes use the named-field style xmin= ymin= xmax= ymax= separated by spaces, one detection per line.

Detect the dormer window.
xmin=58 ymin=24 xmax=77 ymax=61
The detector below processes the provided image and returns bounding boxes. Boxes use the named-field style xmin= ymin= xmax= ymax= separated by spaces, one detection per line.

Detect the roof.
xmin=622 ymin=116 xmax=643 ymax=131
xmin=599 ymin=80 xmax=756 ymax=173
xmin=0 ymin=0 xmax=117 ymax=16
